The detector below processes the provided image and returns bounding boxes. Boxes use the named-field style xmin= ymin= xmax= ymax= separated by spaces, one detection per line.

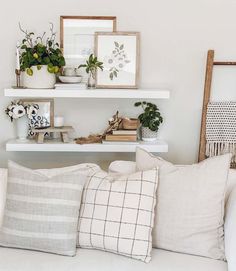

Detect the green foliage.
xmin=78 ymin=54 xmax=103 ymax=78
xmin=134 ymin=101 xmax=163 ymax=132
xmin=19 ymin=23 xmax=65 ymax=76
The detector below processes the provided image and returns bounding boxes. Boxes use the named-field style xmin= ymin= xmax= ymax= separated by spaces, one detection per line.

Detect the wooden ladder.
xmin=198 ymin=50 xmax=236 ymax=162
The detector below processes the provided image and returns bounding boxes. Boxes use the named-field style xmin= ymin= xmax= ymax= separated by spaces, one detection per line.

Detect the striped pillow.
xmin=0 ymin=161 xmax=88 ymax=256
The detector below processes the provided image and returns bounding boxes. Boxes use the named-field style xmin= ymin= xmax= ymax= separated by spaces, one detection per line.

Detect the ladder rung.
xmin=214 ymin=61 xmax=236 ymax=65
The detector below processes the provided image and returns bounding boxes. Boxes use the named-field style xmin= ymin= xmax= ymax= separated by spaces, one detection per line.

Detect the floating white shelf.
xmin=4 ymin=88 xmax=170 ymax=99
xmin=6 ymin=139 xmax=168 ymax=153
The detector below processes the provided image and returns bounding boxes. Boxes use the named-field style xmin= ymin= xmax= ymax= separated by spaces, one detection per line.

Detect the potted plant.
xmin=19 ymin=23 xmax=65 ymax=89
xmin=134 ymin=101 xmax=163 ymax=141
xmin=78 ymin=54 xmax=103 ymax=89
xmin=5 ymin=100 xmax=38 ymax=141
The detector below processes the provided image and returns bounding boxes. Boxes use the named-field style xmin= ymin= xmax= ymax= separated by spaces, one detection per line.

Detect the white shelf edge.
xmin=6 ymin=139 xmax=168 ymax=153
xmin=4 ymin=88 xmax=170 ymax=99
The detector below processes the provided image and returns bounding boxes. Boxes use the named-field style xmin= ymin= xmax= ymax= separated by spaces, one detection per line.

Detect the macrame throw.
xmin=206 ymin=101 xmax=236 ymax=162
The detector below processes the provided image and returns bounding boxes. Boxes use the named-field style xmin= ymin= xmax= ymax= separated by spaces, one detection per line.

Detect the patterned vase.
xmin=141 ymin=127 xmax=158 ymax=142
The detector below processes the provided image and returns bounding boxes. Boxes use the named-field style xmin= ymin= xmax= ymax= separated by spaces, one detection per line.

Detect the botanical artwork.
xmin=104 ymin=41 xmax=130 ymax=81
xmin=95 ymin=32 xmax=139 ymax=88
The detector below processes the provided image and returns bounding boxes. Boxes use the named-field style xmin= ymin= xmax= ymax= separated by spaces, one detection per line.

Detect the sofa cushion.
xmin=78 ymin=168 xmax=159 ymax=263
xmin=0 ymin=168 xmax=7 ymax=227
xmin=135 ymin=148 xmax=231 ymax=260
xmin=0 ymin=247 xmax=227 ymax=271
xmin=0 ymin=161 xmax=89 ymax=256
xmin=0 ymin=164 xmax=100 ymax=229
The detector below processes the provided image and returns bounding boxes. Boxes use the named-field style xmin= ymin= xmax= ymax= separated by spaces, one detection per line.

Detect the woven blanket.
xmin=206 ymin=101 xmax=236 ymax=162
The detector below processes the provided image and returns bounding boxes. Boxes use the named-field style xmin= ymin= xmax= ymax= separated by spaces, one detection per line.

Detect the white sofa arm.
xmin=225 ymin=186 xmax=236 ymax=271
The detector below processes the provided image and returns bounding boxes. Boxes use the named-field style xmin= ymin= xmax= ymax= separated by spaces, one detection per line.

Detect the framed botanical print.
xmin=95 ymin=32 xmax=140 ymax=89
xmin=60 ymin=16 xmax=116 ymax=81
xmin=23 ymin=99 xmax=54 ymax=137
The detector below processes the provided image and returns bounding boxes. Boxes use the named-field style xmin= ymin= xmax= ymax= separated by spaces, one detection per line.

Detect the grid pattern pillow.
xmin=77 ymin=168 xmax=159 ymax=263
xmin=0 ymin=161 xmax=89 ymax=256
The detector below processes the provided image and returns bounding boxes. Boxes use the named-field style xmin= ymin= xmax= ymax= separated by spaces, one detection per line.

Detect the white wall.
xmin=1 ymin=0 xmax=236 ymax=169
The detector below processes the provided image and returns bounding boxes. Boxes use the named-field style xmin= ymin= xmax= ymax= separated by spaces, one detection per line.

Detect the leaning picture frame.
xmin=95 ymin=32 xmax=140 ymax=89
xmin=60 ymin=16 xmax=117 ymax=82
xmin=22 ymin=99 xmax=54 ymax=138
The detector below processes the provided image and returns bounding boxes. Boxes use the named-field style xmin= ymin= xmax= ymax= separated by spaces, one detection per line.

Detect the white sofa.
xmin=0 ymin=164 xmax=236 ymax=271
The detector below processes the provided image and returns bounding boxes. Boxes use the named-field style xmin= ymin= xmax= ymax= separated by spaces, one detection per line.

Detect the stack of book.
xmin=54 ymin=83 xmax=87 ymax=90
xmin=103 ymin=130 xmax=138 ymax=144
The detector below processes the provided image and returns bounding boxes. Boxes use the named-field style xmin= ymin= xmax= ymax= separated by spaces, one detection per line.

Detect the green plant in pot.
xmin=135 ymin=101 xmax=163 ymax=141
xmin=19 ymin=23 xmax=65 ymax=89
xmin=78 ymin=54 xmax=103 ymax=89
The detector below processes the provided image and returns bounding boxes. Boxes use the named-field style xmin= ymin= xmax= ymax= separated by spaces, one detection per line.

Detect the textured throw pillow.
xmin=136 ymin=147 xmax=231 ymax=260
xmin=0 ymin=169 xmax=8 ymax=227
xmin=0 ymin=161 xmax=90 ymax=256
xmin=0 ymin=163 xmax=100 ymax=229
xmin=78 ymin=168 xmax=159 ymax=263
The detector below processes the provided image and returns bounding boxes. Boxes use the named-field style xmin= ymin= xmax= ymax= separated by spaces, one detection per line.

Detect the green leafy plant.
xmin=19 ymin=23 xmax=65 ymax=76
xmin=78 ymin=54 xmax=104 ymax=79
xmin=134 ymin=101 xmax=163 ymax=131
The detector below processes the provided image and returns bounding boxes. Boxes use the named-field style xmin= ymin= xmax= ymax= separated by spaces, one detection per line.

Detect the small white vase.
xmin=23 ymin=65 xmax=56 ymax=89
xmin=16 ymin=115 xmax=29 ymax=141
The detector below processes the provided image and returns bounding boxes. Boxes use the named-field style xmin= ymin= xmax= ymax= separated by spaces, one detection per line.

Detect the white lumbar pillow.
xmin=0 ymin=163 xmax=100 ymax=229
xmin=136 ymin=147 xmax=231 ymax=260
xmin=0 ymin=169 xmax=8 ymax=227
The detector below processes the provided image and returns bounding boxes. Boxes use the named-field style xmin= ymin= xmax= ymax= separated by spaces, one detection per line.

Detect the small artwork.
xmin=95 ymin=32 xmax=140 ymax=89
xmin=23 ymin=99 xmax=54 ymax=137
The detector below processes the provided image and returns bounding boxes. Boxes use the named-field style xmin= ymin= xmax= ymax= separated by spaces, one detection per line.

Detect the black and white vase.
xmin=141 ymin=127 xmax=158 ymax=142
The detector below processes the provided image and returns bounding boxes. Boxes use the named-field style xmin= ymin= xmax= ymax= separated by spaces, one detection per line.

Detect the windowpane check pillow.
xmin=136 ymin=147 xmax=231 ymax=260
xmin=77 ymin=168 xmax=159 ymax=263
xmin=0 ymin=161 xmax=89 ymax=256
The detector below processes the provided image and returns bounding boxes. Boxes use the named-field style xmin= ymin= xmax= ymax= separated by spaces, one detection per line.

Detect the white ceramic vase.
xmin=141 ymin=127 xmax=158 ymax=142
xmin=16 ymin=115 xmax=29 ymax=141
xmin=23 ymin=65 xmax=56 ymax=89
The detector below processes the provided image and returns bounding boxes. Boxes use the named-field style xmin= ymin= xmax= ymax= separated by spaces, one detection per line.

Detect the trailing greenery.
xmin=78 ymin=54 xmax=103 ymax=78
xmin=19 ymin=23 xmax=65 ymax=76
xmin=134 ymin=101 xmax=163 ymax=132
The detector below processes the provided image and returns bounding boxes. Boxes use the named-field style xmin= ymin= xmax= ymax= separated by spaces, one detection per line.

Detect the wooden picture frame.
xmin=95 ymin=32 xmax=140 ymax=89
xmin=60 ymin=16 xmax=117 ymax=72
xmin=22 ymin=99 xmax=54 ymax=137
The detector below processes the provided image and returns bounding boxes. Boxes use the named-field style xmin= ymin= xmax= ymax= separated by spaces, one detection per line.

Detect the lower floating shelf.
xmin=6 ymin=139 xmax=168 ymax=153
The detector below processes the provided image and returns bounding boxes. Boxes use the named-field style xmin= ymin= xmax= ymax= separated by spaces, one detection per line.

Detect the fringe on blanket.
xmin=206 ymin=142 xmax=236 ymax=163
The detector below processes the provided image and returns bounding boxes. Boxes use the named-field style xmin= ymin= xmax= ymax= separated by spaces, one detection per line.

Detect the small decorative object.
xmin=15 ymin=41 xmax=22 ymax=88
xmin=33 ymin=126 xmax=74 ymax=144
xmin=75 ymin=111 xmax=122 ymax=145
xmin=54 ymin=116 xmax=64 ymax=128
xmin=58 ymin=75 xmax=83 ymax=84
xmin=5 ymin=100 xmax=38 ymax=141
xmin=122 ymin=117 xmax=139 ymax=130
xmin=23 ymin=99 xmax=54 ymax=137
xmin=19 ymin=23 xmax=65 ymax=89
xmin=75 ymin=134 xmax=103 ymax=144
xmin=104 ymin=111 xmax=123 ymax=135
xmin=95 ymin=32 xmax=140 ymax=89
xmin=60 ymin=16 xmax=116 ymax=82
xmin=135 ymin=101 xmax=163 ymax=142
xmin=78 ymin=54 xmax=103 ymax=89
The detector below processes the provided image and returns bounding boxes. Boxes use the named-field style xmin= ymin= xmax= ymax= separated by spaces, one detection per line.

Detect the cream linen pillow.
xmin=136 ymin=148 xmax=231 ymax=260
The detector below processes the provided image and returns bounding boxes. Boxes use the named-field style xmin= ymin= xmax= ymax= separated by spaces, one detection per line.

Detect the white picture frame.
xmin=95 ymin=32 xmax=140 ymax=89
